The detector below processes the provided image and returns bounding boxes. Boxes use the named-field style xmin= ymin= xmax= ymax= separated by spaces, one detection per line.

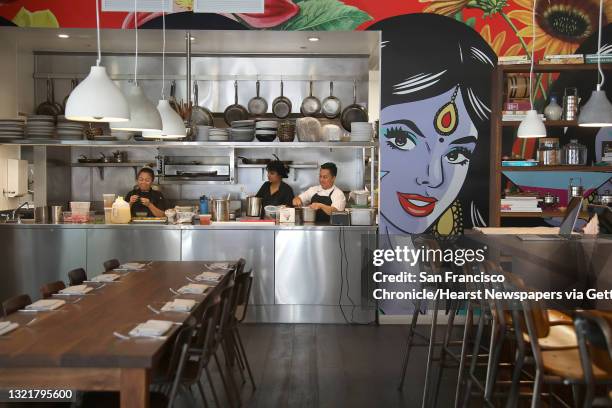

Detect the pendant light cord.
xmin=134 ymin=0 xmax=138 ymax=86
xmin=95 ymin=0 xmax=101 ymax=66
xmin=529 ymin=0 xmax=536 ymax=110
xmin=598 ymin=0 xmax=605 ymax=91
xmin=161 ymin=0 xmax=166 ymax=99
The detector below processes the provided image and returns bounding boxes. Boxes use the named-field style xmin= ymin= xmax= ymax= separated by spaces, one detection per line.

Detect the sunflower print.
xmin=509 ymin=0 xmax=612 ymax=56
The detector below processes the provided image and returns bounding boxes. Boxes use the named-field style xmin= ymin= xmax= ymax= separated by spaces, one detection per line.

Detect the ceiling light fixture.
xmin=142 ymin=0 xmax=186 ymax=139
xmin=578 ymin=0 xmax=612 ymax=127
xmin=58 ymin=33 xmax=69 ymax=39
xmin=517 ymin=0 xmax=546 ymax=138
xmin=64 ymin=0 xmax=129 ymax=122
xmin=308 ymin=36 xmax=320 ymax=42
xmin=111 ymin=0 xmax=162 ymax=132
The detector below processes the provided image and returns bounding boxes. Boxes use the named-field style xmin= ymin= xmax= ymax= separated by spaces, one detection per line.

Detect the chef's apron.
xmin=311 ymin=189 xmax=335 ymax=223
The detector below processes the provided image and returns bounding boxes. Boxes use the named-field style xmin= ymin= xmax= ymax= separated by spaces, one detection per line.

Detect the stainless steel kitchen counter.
xmin=0 ymin=223 xmax=378 ymax=324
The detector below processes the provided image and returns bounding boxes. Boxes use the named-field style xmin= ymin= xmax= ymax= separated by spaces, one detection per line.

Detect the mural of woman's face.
xmin=380 ymin=87 xmax=478 ymax=234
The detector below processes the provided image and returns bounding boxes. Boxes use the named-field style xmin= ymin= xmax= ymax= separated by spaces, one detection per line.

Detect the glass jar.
xmin=537 ymin=138 xmax=560 ymax=165
xmin=562 ymin=139 xmax=587 ymax=165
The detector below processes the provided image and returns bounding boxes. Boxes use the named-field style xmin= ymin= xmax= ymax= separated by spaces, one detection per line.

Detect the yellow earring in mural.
xmin=434 ymin=85 xmax=460 ymax=136
xmin=432 ymin=199 xmax=463 ymax=238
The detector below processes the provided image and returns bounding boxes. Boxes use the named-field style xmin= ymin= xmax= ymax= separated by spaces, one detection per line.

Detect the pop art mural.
xmin=1 ymin=0 xmax=610 ymax=235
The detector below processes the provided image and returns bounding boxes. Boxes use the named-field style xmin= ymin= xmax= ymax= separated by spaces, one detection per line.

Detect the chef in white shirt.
xmin=292 ymin=162 xmax=346 ymax=223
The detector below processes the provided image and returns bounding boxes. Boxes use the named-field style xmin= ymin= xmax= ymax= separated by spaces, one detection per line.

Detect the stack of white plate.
xmin=56 ymin=116 xmax=84 ymax=140
xmin=255 ymin=120 xmax=278 ymax=142
xmin=350 ymin=122 xmax=373 ymax=141
xmin=230 ymin=120 xmax=255 ymax=142
xmin=26 ymin=115 xmax=55 ymax=139
xmin=0 ymin=119 xmax=25 ymax=139
xmin=195 ymin=125 xmax=212 ymax=141
xmin=209 ymin=128 xmax=229 ymax=141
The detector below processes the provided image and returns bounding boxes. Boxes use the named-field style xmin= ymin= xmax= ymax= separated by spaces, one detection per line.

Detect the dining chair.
xmin=103 ymin=259 xmax=120 ymax=272
xmin=2 ymin=294 xmax=32 ymax=316
xmin=67 ymin=268 xmax=87 ymax=286
xmin=216 ymin=280 xmax=242 ymax=407
xmin=81 ymin=316 xmax=199 ymax=408
xmin=228 ymin=269 xmax=256 ymax=389
xmin=40 ymin=281 xmax=66 ymax=299
xmin=574 ymin=310 xmax=612 ymax=407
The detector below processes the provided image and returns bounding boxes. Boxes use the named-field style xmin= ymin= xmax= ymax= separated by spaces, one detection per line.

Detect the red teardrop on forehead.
xmin=441 ymin=110 xmax=452 ymax=128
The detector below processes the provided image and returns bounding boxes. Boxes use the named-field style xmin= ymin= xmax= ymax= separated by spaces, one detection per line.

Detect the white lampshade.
xmin=141 ymin=100 xmax=186 ymax=139
xmin=517 ymin=110 xmax=546 ymax=138
xmin=578 ymin=89 xmax=612 ymax=127
xmin=65 ymin=66 xmax=129 ymax=122
xmin=110 ymin=85 xmax=162 ymax=131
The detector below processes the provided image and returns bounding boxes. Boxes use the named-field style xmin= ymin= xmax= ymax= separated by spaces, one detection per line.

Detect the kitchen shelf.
xmin=501 ymin=165 xmax=612 ymax=172
xmin=1 ymin=140 xmax=377 ymax=149
xmin=71 ymin=162 xmax=156 ymax=180
xmin=237 ymin=162 xmax=319 ymax=181
xmin=501 ymin=120 xmax=577 ymax=127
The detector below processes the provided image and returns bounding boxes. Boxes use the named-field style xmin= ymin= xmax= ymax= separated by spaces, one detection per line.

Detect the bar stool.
xmin=67 ymin=268 xmax=87 ymax=286
xmin=103 ymin=259 xmax=120 ymax=272
xmin=40 ymin=280 xmax=66 ymax=299
xmin=2 ymin=294 xmax=32 ymax=316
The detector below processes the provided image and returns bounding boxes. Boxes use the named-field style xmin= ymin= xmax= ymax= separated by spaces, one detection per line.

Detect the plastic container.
xmin=199 ymin=214 xmax=212 ymax=225
xmin=104 ymin=208 xmax=112 ymax=224
xmin=70 ymin=201 xmax=91 ymax=216
xmin=110 ymin=197 xmax=131 ymax=224
xmin=350 ymin=208 xmax=375 ymax=225
xmin=103 ymin=194 xmax=116 ymax=208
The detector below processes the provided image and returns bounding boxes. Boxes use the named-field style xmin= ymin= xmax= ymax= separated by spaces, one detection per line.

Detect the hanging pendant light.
xmin=142 ymin=0 xmax=186 ymax=139
xmin=517 ymin=0 xmax=546 ymax=138
xmin=111 ymin=0 xmax=162 ymax=132
xmin=578 ymin=0 xmax=612 ymax=127
xmin=65 ymin=0 xmax=129 ymax=122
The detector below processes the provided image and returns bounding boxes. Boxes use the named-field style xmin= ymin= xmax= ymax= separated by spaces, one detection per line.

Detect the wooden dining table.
xmin=0 ymin=260 xmax=236 ymax=408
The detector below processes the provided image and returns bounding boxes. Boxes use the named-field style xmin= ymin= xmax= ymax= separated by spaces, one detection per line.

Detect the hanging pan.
xmin=191 ymin=81 xmax=214 ymax=127
xmin=340 ymin=80 xmax=368 ymax=131
xmin=300 ymin=80 xmax=321 ymax=116
xmin=321 ymin=81 xmax=341 ymax=119
xmin=272 ymin=80 xmax=292 ymax=119
xmin=36 ymin=78 xmax=61 ymax=116
xmin=248 ymin=80 xmax=268 ymax=115
xmin=224 ymin=80 xmax=249 ymax=126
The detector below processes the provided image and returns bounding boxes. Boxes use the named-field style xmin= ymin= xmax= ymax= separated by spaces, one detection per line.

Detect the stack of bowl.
xmin=277 ymin=120 xmax=296 ymax=142
xmin=349 ymin=122 xmax=373 ymax=141
xmin=194 ymin=125 xmax=212 ymax=141
xmin=209 ymin=128 xmax=229 ymax=141
xmin=230 ymin=120 xmax=255 ymax=142
xmin=255 ymin=119 xmax=278 ymax=142
xmin=56 ymin=116 xmax=85 ymax=140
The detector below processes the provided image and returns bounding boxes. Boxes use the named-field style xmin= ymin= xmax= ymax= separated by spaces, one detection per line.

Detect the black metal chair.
xmin=68 ymin=268 xmax=88 ymax=286
xmin=103 ymin=259 xmax=120 ymax=272
xmin=2 ymin=294 xmax=32 ymax=316
xmin=40 ymin=280 xmax=66 ymax=299
xmin=228 ymin=270 xmax=256 ymax=389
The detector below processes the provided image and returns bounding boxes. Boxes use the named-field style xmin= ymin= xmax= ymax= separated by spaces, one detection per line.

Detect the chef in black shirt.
xmin=255 ymin=161 xmax=294 ymax=209
xmin=124 ymin=167 xmax=167 ymax=217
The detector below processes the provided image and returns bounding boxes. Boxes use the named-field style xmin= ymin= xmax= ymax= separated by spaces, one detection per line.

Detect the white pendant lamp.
xmin=65 ymin=0 xmax=129 ymax=122
xmin=111 ymin=0 xmax=162 ymax=132
xmin=518 ymin=0 xmax=546 ymax=138
xmin=578 ymin=0 xmax=612 ymax=127
xmin=142 ymin=0 xmax=186 ymax=139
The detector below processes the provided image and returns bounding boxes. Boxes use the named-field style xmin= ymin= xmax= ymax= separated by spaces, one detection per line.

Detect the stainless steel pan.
xmin=321 ymin=81 xmax=341 ymax=119
xmin=248 ymin=80 xmax=268 ymax=115
xmin=300 ymin=80 xmax=321 ymax=116
xmin=272 ymin=80 xmax=292 ymax=119
xmin=340 ymin=80 xmax=368 ymax=131
xmin=191 ymin=81 xmax=214 ymax=127
xmin=36 ymin=78 xmax=61 ymax=116
xmin=224 ymin=81 xmax=249 ymax=126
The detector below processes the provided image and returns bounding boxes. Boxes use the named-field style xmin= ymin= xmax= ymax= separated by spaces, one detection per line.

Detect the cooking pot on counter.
xmin=211 ymin=198 xmax=230 ymax=222
xmin=302 ymin=207 xmax=316 ymax=223
xmin=246 ymin=196 xmax=262 ymax=217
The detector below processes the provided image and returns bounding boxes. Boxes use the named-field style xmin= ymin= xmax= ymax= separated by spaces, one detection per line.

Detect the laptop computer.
xmin=517 ymin=197 xmax=583 ymax=241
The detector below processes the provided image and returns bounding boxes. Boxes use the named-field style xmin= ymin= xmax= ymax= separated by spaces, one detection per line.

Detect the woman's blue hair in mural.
xmin=369 ymin=13 xmax=497 ymax=235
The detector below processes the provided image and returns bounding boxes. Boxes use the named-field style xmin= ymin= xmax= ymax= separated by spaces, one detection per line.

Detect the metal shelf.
xmin=70 ymin=162 xmax=156 ymax=180
xmin=3 ymin=140 xmax=377 ymax=149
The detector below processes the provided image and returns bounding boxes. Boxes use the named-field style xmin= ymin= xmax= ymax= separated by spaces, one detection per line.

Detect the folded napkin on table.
xmin=206 ymin=262 xmax=229 ymax=270
xmin=59 ymin=285 xmax=93 ymax=295
xmin=129 ymin=320 xmax=173 ymax=337
xmin=91 ymin=273 xmax=120 ymax=282
xmin=177 ymin=284 xmax=209 ymax=295
xmin=25 ymin=299 xmax=66 ymax=311
xmin=161 ymin=299 xmax=196 ymax=312
xmin=118 ymin=262 xmax=147 ymax=270
xmin=195 ymin=272 xmax=223 ymax=282
xmin=0 ymin=321 xmax=19 ymax=336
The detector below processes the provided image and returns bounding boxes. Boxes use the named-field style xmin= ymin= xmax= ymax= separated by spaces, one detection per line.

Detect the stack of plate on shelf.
xmin=209 ymin=128 xmax=229 ymax=142
xmin=255 ymin=119 xmax=278 ymax=142
xmin=230 ymin=120 xmax=255 ymax=142
xmin=26 ymin=115 xmax=55 ymax=139
xmin=0 ymin=119 xmax=25 ymax=139
xmin=349 ymin=122 xmax=373 ymax=142
xmin=56 ymin=116 xmax=84 ymax=140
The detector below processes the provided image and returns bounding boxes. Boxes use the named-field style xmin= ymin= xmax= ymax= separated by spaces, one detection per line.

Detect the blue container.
xmin=199 ymin=195 xmax=209 ymax=214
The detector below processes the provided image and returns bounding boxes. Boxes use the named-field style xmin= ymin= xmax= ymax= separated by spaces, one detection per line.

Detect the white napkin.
xmin=26 ymin=299 xmax=66 ymax=311
xmin=177 ymin=283 xmax=209 ymax=295
xmin=206 ymin=263 xmax=229 ymax=270
xmin=118 ymin=263 xmax=146 ymax=270
xmin=0 ymin=321 xmax=19 ymax=336
xmin=129 ymin=319 xmax=173 ymax=337
xmin=161 ymin=299 xmax=196 ymax=312
xmin=59 ymin=285 xmax=93 ymax=295
xmin=92 ymin=273 xmax=120 ymax=282
xmin=195 ymin=272 xmax=223 ymax=282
